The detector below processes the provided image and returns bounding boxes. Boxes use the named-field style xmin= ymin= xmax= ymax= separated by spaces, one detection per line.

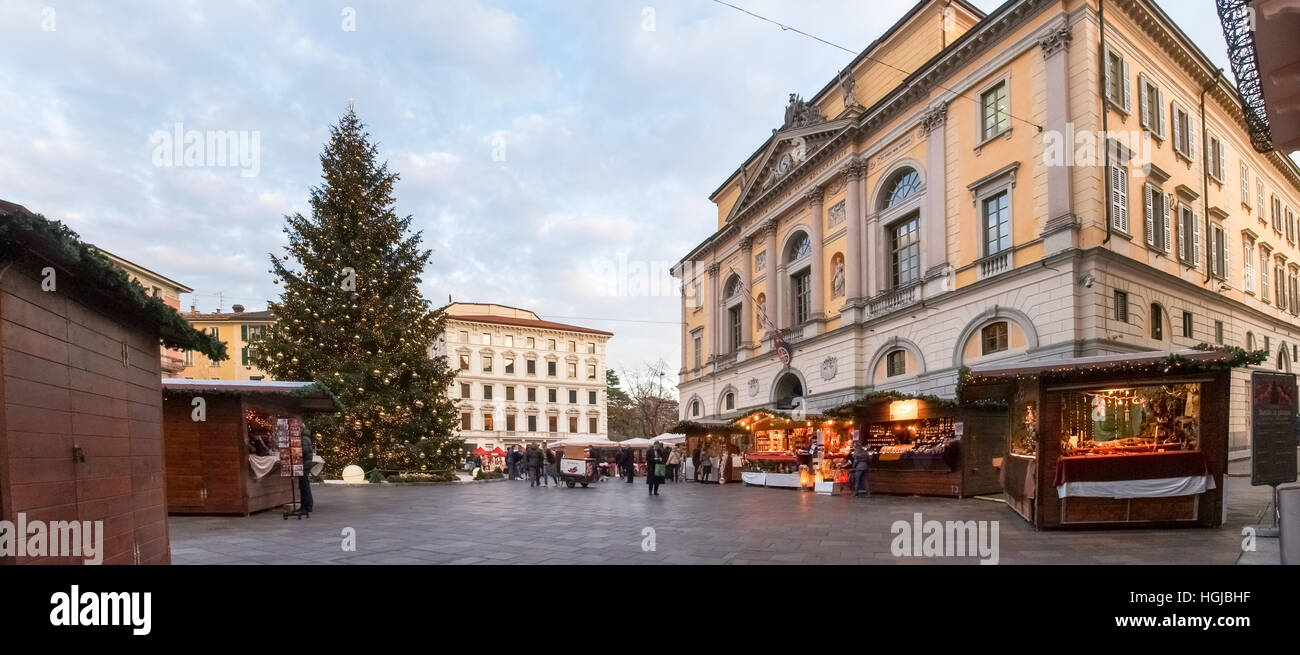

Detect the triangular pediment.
xmin=727 ymin=118 xmax=854 ymax=223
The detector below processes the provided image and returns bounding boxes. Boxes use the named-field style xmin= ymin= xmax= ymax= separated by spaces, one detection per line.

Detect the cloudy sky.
xmin=0 ymin=0 xmax=1240 ymax=378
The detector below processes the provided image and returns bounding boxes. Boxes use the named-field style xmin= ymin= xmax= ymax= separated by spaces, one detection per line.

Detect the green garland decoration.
xmin=0 ymin=202 xmax=227 ymax=360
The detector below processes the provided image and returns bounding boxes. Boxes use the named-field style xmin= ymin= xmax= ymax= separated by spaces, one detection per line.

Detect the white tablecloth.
xmin=1056 ymin=474 xmax=1216 ymax=499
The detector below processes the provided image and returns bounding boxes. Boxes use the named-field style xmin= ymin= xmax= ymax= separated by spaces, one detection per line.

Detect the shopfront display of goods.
xmin=846 ymin=397 xmax=1006 ymax=498
xmin=1050 ymin=383 xmax=1215 ymax=515
xmin=960 ymin=348 xmax=1249 ymax=529
xmin=732 ymin=412 xmax=853 ymax=489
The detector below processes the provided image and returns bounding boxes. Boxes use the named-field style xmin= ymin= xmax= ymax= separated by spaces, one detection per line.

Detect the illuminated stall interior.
xmin=965 ymin=349 xmax=1244 ymax=529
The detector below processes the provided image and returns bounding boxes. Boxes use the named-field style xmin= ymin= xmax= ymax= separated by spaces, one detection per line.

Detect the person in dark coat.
xmin=852 ymin=443 xmax=870 ymax=497
xmin=691 ymin=445 xmax=702 ymax=482
xmin=646 ymin=442 xmax=664 ymax=496
xmin=298 ymin=432 xmax=314 ymax=517
xmin=620 ymin=447 xmax=634 ymax=483
xmin=542 ymin=447 xmax=559 ymax=486
xmin=526 ymin=444 xmax=544 ymax=486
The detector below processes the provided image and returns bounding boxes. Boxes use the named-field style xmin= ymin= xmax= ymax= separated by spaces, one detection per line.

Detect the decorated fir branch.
xmin=961 ymin=344 xmax=1270 ymax=387
xmin=253 ymin=107 xmax=465 ymax=476
xmin=0 ymin=201 xmax=227 ymax=360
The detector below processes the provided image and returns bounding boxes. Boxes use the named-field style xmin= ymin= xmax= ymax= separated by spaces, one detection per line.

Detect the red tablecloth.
xmin=1052 ymin=451 xmax=1209 ymax=486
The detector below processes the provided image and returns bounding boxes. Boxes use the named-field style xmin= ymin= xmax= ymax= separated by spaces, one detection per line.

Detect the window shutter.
xmin=1144 ymin=185 xmax=1155 ymax=246
xmin=241 ymin=324 xmax=247 ymax=341
xmin=1103 ymin=46 xmax=1113 ymax=103
xmin=1208 ymin=228 xmax=1217 ymax=276
xmin=1177 ymin=207 xmax=1187 ymax=260
xmin=1111 ymin=165 xmax=1129 ymax=232
xmin=1192 ymin=213 xmax=1202 ymax=267
xmin=1162 ymin=193 xmax=1173 ymax=253
xmin=1188 ymin=118 xmax=1197 ymax=161
xmin=241 ymin=347 xmax=248 ymax=366
xmin=1121 ymin=58 xmax=1131 ymax=112
xmin=1224 ymin=230 xmax=1231 ymax=284
xmin=1172 ymin=104 xmax=1182 ymax=154
xmin=1139 ymin=75 xmax=1150 ymax=128
xmin=1156 ymin=88 xmax=1166 ymax=136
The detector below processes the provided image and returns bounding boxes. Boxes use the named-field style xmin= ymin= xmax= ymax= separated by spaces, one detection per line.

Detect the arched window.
xmin=724 ymin=392 xmax=735 ymax=411
xmin=691 ymin=400 xmax=701 ymax=417
xmin=1246 ymin=332 xmax=1256 ymax=351
xmin=786 ymin=232 xmax=811 ymax=263
xmin=981 ymin=322 xmax=1009 ymax=355
xmin=886 ymin=349 xmax=907 ymax=377
xmin=1150 ymin=303 xmax=1164 ymax=340
xmin=785 ymin=232 xmax=812 ymax=324
xmin=883 ymin=168 xmax=921 ymax=209
xmin=1279 ymin=346 xmax=1291 ymax=373
xmin=723 ymin=275 xmax=742 ymax=300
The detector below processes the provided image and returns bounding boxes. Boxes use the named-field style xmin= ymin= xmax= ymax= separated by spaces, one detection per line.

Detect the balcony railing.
xmin=977 ymin=250 xmax=1011 ymax=280
xmin=866 ymin=283 xmax=919 ymax=318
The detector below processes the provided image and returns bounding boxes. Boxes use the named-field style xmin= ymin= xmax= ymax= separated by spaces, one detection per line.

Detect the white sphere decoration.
xmin=341 ymin=464 xmax=365 ymax=484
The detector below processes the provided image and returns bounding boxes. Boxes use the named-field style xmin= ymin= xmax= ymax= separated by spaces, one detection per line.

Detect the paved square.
xmin=169 ymin=461 xmax=1279 ymax=565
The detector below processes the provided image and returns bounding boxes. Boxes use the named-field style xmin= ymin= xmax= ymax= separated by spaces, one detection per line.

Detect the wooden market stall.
xmin=0 ymin=200 xmax=227 ymax=564
xmin=162 ymin=379 xmax=340 ymax=516
xmin=732 ymin=411 xmax=854 ymax=489
xmin=667 ymin=419 xmax=749 ymax=483
xmin=830 ymin=394 xmax=1007 ymax=498
xmin=961 ymin=349 xmax=1250 ymax=529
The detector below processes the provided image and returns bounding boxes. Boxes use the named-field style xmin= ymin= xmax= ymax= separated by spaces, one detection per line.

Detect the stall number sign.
xmin=277 ymin=417 xmax=304 ymax=477
xmin=1250 ymin=371 xmax=1298 ymax=486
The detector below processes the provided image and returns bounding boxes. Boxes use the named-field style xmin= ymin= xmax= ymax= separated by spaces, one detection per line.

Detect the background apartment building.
xmin=437 ymin=302 xmax=612 ymax=451
xmin=177 ymin=305 xmax=275 ymax=380
xmin=96 ymin=247 xmax=194 ymax=376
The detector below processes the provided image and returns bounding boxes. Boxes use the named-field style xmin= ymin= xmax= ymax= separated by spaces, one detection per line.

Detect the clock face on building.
xmin=777 ymin=153 xmax=792 ymax=174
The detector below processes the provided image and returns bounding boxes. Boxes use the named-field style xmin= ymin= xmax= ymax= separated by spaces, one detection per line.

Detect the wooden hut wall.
xmin=1 ymin=260 xmax=170 ymax=564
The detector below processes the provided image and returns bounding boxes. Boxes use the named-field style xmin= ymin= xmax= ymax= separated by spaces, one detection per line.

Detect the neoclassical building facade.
xmin=675 ymin=0 xmax=1300 ymax=450
xmin=436 ymin=303 xmax=612 ymax=451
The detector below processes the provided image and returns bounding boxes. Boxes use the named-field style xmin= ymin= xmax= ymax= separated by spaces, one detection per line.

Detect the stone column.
xmin=842 ymin=159 xmax=866 ymax=302
xmin=706 ymin=262 xmax=720 ymax=368
xmin=763 ymin=219 xmax=779 ymax=342
xmin=921 ymin=103 xmax=949 ymax=280
xmin=1039 ymin=20 xmax=1078 ymax=254
xmin=806 ymin=187 xmax=826 ymax=325
xmin=740 ymin=236 xmax=754 ymax=350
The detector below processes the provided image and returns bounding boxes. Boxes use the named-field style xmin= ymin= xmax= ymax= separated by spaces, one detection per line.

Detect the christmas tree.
xmin=256 ymin=107 xmax=464 ymax=475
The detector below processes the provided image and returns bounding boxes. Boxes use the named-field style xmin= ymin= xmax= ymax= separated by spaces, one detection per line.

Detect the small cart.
xmin=559 ymin=457 xmax=598 ymax=487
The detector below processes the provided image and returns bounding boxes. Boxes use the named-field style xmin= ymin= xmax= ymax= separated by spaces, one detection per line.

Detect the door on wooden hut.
xmin=165 ymin=395 xmax=208 ymax=512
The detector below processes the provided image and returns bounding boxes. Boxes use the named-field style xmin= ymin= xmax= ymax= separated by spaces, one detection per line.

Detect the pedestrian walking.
xmin=620 ymin=447 xmax=634 ymax=483
xmin=852 ymin=443 xmax=870 ymax=497
xmin=699 ymin=446 xmax=712 ymax=482
xmin=523 ymin=444 xmax=538 ymax=486
xmin=692 ymin=445 xmax=702 ymax=482
xmin=666 ymin=444 xmax=681 ymax=483
xmin=646 ymin=442 xmax=664 ymax=496
xmin=543 ymin=447 xmax=560 ymax=486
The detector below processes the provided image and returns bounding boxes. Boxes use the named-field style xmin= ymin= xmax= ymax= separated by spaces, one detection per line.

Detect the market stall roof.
xmin=651 ymin=433 xmax=686 ymax=444
xmin=617 ymin=437 xmax=654 ymax=447
xmin=0 ymin=200 xmax=226 ymax=360
xmin=162 ymin=379 xmax=343 ymax=413
xmin=966 ymin=348 xmax=1249 ymax=382
xmin=547 ymin=436 xmax=618 ymax=448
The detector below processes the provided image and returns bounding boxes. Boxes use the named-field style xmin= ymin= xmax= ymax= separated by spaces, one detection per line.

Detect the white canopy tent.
xmin=651 ymin=433 xmax=686 ymax=445
xmin=546 ymin=436 xmax=617 ymax=448
xmin=617 ymin=437 xmax=654 ymax=448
